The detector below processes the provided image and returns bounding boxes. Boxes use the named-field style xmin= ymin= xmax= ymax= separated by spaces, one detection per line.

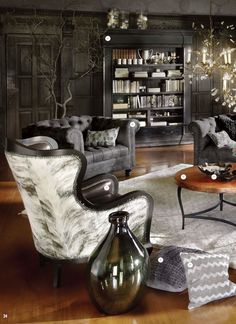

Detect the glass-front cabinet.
xmin=103 ymin=30 xmax=193 ymax=146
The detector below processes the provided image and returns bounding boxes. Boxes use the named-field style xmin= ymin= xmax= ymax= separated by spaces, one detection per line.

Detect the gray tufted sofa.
xmin=22 ymin=115 xmax=140 ymax=179
xmin=189 ymin=115 xmax=236 ymax=165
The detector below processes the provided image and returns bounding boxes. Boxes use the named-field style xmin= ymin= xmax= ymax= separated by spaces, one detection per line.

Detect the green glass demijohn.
xmin=88 ymin=210 xmax=149 ymax=315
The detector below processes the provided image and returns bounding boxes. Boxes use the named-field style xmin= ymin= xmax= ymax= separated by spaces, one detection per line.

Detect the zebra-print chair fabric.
xmin=5 ymin=139 xmax=153 ymax=287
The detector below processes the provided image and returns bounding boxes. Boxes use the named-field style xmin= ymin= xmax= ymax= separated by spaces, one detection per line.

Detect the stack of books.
xmin=167 ymin=70 xmax=182 ymax=77
xmin=115 ymin=68 xmax=129 ymax=78
xmin=112 ymin=113 xmax=128 ymax=119
xmin=133 ymin=71 xmax=148 ymax=78
xmin=147 ymin=88 xmax=160 ymax=93
xmin=113 ymin=103 xmax=129 ymax=109
xmin=152 ymin=70 xmax=166 ymax=77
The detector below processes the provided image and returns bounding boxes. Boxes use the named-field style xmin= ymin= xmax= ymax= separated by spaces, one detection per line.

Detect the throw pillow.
xmin=180 ymin=252 xmax=236 ymax=310
xmin=217 ymin=115 xmax=236 ymax=140
xmin=85 ymin=128 xmax=120 ymax=147
xmin=208 ymin=130 xmax=236 ymax=149
xmin=146 ymin=246 xmax=204 ymax=292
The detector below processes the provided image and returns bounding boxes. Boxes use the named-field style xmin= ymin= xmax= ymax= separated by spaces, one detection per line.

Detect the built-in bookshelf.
xmin=103 ymin=30 xmax=193 ymax=146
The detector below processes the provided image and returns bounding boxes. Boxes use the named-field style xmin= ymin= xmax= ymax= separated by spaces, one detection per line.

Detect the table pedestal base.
xmin=177 ymin=187 xmax=236 ymax=229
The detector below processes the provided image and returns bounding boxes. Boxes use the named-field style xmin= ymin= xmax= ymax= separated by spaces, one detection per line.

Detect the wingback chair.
xmin=17 ymin=136 xmax=58 ymax=150
xmin=5 ymin=139 xmax=153 ymax=287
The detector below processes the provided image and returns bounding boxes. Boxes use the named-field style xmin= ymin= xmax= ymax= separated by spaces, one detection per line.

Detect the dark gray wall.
xmin=0 ymin=7 xmax=235 ymax=149
xmin=0 ymin=0 xmax=235 ymax=16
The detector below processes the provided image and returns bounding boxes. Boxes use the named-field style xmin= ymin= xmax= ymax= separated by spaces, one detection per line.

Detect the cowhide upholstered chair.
xmin=5 ymin=139 xmax=153 ymax=288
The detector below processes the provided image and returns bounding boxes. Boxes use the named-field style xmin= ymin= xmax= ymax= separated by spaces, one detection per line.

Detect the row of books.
xmin=113 ymin=94 xmax=183 ymax=109
xmin=115 ymin=95 xmax=182 ymax=109
xmin=113 ymin=79 xmax=184 ymax=94
xmin=113 ymin=49 xmax=137 ymax=60
xmin=113 ymin=80 xmax=141 ymax=93
xmin=165 ymin=79 xmax=184 ymax=92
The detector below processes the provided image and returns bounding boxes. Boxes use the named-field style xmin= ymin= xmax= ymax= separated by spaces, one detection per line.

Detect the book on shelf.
xmin=115 ymin=68 xmax=129 ymax=78
xmin=151 ymin=72 xmax=166 ymax=77
xmin=133 ymin=71 xmax=148 ymax=78
xmin=168 ymin=122 xmax=182 ymax=126
xmin=165 ymin=79 xmax=184 ymax=92
xmin=129 ymin=95 xmax=141 ymax=109
xmin=112 ymin=113 xmax=128 ymax=119
xmin=147 ymin=88 xmax=160 ymax=93
xmin=113 ymin=103 xmax=129 ymax=109
xmin=129 ymin=113 xmax=146 ymax=118
xmin=167 ymin=70 xmax=182 ymax=77
xmin=150 ymin=121 xmax=167 ymax=126
xmin=139 ymin=121 xmax=146 ymax=127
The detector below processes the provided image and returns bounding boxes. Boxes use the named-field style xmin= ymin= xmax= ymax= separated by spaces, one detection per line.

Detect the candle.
xmin=202 ymin=48 xmax=207 ymax=64
xmin=223 ymin=49 xmax=228 ymax=64
xmin=187 ymin=49 xmax=191 ymax=63
xmin=227 ymin=49 xmax=231 ymax=64
xmin=223 ymin=78 xmax=227 ymax=91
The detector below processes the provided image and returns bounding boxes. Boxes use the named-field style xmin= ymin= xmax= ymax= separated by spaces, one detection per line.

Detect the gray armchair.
xmin=5 ymin=139 xmax=153 ymax=287
xmin=189 ymin=116 xmax=236 ymax=164
xmin=22 ymin=116 xmax=140 ymax=179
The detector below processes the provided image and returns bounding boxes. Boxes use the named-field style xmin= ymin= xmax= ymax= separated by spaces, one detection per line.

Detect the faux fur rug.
xmin=119 ymin=164 xmax=236 ymax=269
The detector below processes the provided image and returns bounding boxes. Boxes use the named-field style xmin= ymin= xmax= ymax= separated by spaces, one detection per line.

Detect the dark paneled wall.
xmin=0 ymin=10 xmax=235 ymax=148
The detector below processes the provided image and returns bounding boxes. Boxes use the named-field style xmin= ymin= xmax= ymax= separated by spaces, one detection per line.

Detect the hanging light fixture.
xmin=186 ymin=0 xmax=236 ymax=110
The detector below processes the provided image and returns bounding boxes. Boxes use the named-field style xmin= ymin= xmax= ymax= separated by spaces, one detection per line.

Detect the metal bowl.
xmin=198 ymin=163 xmax=236 ymax=181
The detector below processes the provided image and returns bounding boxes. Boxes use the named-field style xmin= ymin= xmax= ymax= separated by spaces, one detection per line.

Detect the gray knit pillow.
xmin=208 ymin=130 xmax=236 ymax=148
xmin=146 ymin=246 xmax=203 ymax=292
xmin=180 ymin=252 xmax=236 ymax=309
xmin=85 ymin=127 xmax=120 ymax=147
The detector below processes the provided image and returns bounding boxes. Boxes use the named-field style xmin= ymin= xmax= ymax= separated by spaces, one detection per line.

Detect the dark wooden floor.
xmin=1 ymin=144 xmax=236 ymax=324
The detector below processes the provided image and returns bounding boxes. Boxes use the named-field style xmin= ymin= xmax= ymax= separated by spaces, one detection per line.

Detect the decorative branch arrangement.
xmin=26 ymin=12 xmax=104 ymax=118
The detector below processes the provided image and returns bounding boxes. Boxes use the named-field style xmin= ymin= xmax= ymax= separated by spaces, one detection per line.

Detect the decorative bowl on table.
xmin=198 ymin=163 xmax=236 ymax=181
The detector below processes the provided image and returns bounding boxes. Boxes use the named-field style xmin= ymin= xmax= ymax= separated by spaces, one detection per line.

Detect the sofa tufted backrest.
xmin=36 ymin=115 xmax=93 ymax=132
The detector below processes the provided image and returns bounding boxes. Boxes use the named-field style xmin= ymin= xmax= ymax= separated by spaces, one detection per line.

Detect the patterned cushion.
xmin=180 ymin=252 xmax=236 ymax=310
xmin=208 ymin=130 xmax=236 ymax=148
xmin=146 ymin=246 xmax=203 ymax=292
xmin=217 ymin=115 xmax=236 ymax=140
xmin=85 ymin=128 xmax=120 ymax=147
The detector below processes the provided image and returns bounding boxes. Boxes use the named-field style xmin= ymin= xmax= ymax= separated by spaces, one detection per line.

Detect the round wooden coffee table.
xmin=175 ymin=165 xmax=236 ymax=229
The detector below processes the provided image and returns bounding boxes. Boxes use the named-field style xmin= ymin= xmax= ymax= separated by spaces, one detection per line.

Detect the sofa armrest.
xmin=189 ymin=117 xmax=217 ymax=164
xmin=66 ymin=127 xmax=84 ymax=153
xmin=81 ymin=174 xmax=119 ymax=203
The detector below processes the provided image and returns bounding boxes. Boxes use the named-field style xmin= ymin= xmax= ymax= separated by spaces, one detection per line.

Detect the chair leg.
xmin=125 ymin=169 xmax=131 ymax=177
xmin=53 ymin=262 xmax=62 ymax=288
xmin=39 ymin=253 xmax=46 ymax=267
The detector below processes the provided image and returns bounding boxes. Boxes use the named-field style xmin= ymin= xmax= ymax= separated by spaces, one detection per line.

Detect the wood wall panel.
xmin=37 ymin=110 xmax=52 ymax=121
xmin=18 ymin=45 xmax=32 ymax=74
xmin=37 ymin=78 xmax=51 ymax=107
xmin=19 ymin=78 xmax=32 ymax=107
xmin=191 ymin=92 xmax=212 ymax=120
xmin=6 ymin=34 xmax=55 ymax=138
xmin=18 ymin=110 xmax=33 ymax=133
xmin=74 ymin=75 xmax=91 ymax=96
